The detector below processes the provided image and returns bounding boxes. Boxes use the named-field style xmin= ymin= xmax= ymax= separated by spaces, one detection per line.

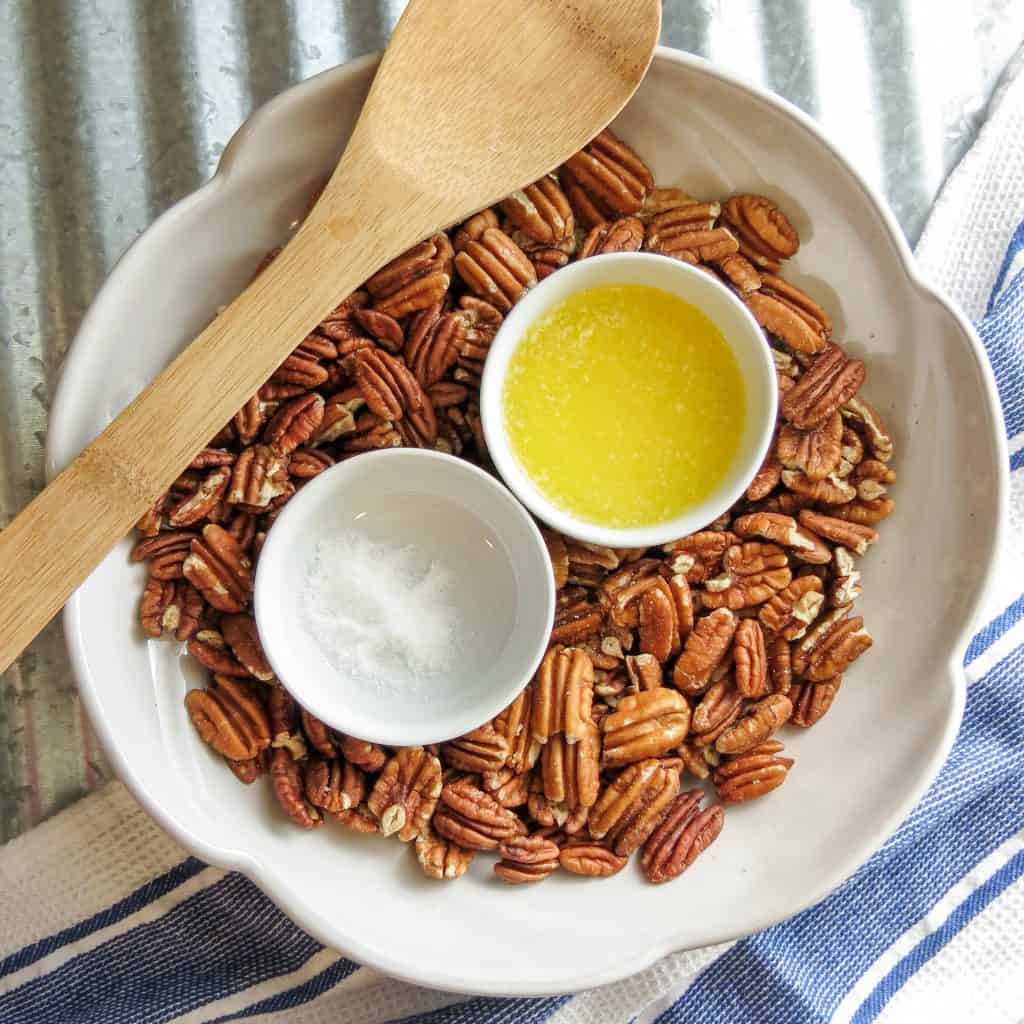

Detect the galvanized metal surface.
xmin=1 ymin=0 xmax=1022 ymax=842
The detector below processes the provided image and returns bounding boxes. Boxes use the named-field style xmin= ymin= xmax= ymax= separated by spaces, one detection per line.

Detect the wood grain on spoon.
xmin=0 ymin=0 xmax=660 ymax=672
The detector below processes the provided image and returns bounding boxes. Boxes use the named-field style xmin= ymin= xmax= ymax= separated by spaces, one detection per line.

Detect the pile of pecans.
xmin=134 ymin=128 xmax=894 ymax=886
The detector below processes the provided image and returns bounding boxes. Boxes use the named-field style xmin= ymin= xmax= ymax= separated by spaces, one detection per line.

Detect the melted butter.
xmin=503 ymin=283 xmax=746 ymax=528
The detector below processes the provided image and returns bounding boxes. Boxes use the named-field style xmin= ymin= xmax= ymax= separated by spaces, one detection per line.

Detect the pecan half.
xmin=415 ymin=828 xmax=475 ymax=880
xmin=270 ymin=746 xmax=320 ymax=828
xmin=299 ymin=708 xmax=335 ymax=759
xmin=270 ymin=349 xmax=329 ymax=390
xmin=746 ymin=444 xmax=783 ymax=501
xmin=701 ymin=548 xmax=792 ymax=611
xmin=353 ymin=307 xmax=404 ymax=353
xmin=776 ymin=413 xmax=842 ymax=482
xmin=601 ymin=689 xmax=690 ymax=768
xmin=305 ymin=757 xmax=364 ymax=814
xmin=187 ymin=629 xmax=247 ymax=676
xmin=185 ymin=676 xmax=270 ymax=760
xmin=638 ymin=578 xmax=682 ymax=662
xmin=714 ymin=251 xmax=762 ymax=294
xmin=366 ymin=747 xmax=442 ymax=841
xmin=499 ymin=176 xmax=574 ymax=245
xmin=495 ymin=686 xmax=541 ymax=774
xmin=365 ymin=235 xmax=451 ymax=317
xmin=339 ymin=735 xmax=387 ymax=773
xmin=767 ymin=635 xmax=793 ymax=693
xmin=690 ymin=677 xmax=743 ymax=736
xmin=268 ymin=685 xmax=306 ymax=760
xmin=226 ymin=445 xmax=291 ymax=509
xmin=852 ymin=458 xmax=896 ymax=501
xmin=494 ymin=835 xmax=560 ymax=884
xmin=831 ymin=497 xmax=896 ymax=525
xmin=664 ymin=532 xmax=737 ymax=584
xmin=482 ymin=766 xmax=530 ymax=808
xmin=722 ymin=194 xmax=799 ymax=267
xmin=182 ymin=524 xmax=253 ymax=613
xmin=560 ymin=128 xmax=652 ymax=224
xmin=746 ymin=292 xmax=826 ymax=354
xmin=625 ymin=652 xmax=663 ymax=692
xmin=792 ymin=610 xmax=872 ymax=681
xmin=311 ymin=390 xmax=363 ymax=445
xmin=759 ymin=576 xmax=825 ymax=640
xmin=781 ymin=469 xmax=857 ymax=505
xmin=790 ymin=677 xmax=842 ymax=727
xmin=541 ymin=716 xmax=601 ymax=812
xmin=733 ymin=618 xmax=768 ymax=697
xmin=828 ymin=547 xmax=863 ymax=608
xmin=645 ymin=214 xmax=738 ymax=263
xmin=263 ymin=393 xmax=324 ymax=455
xmin=167 ymin=466 xmax=230 ymax=527
xmin=558 ymin=839 xmax=628 ymax=877
xmin=715 ymin=694 xmax=792 ymax=755
xmin=673 ymin=608 xmax=737 ymax=694
xmin=289 ymin=448 xmax=335 ymax=479
xmin=798 ymin=509 xmax=877 ymax=555
xmin=732 ymin=512 xmax=829 ymax=563
xmin=404 ymin=308 xmax=460 ymax=388
xmin=441 ymin=722 xmax=509 ymax=773
xmin=532 ymin=645 xmax=594 ymax=745
xmin=641 ymin=790 xmax=724 ymax=883
xmin=220 ymin=613 xmax=273 ymax=681
xmin=714 ymin=740 xmax=794 ymax=803
xmin=433 ymin=777 xmax=521 ymax=850
xmin=589 ymin=757 xmax=680 ymax=857
xmin=531 ymin=246 xmax=570 ymax=279
xmin=140 ymin=578 xmax=202 ymax=640
xmin=541 ymin=529 xmax=570 ymax=590
xmin=781 ymin=344 xmax=866 ymax=429
xmin=842 ymin=395 xmax=894 ymax=462
xmin=579 ymin=217 xmax=644 ymax=257
xmin=454 ymin=227 xmax=536 ymax=313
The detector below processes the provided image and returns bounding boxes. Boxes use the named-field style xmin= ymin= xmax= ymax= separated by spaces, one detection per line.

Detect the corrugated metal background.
xmin=1 ymin=0 xmax=1022 ymax=842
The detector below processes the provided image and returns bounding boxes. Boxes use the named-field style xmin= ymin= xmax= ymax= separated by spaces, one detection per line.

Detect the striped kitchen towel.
xmin=3 ymin=48 xmax=1024 ymax=1024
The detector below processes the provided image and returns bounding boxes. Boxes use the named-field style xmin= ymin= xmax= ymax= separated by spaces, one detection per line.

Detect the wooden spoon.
xmin=0 ymin=0 xmax=659 ymax=671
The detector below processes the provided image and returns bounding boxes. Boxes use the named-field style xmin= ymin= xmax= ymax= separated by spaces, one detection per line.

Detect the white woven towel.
xmin=2 ymin=48 xmax=1024 ymax=1024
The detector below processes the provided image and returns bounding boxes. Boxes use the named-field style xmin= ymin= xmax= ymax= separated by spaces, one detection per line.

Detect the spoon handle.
xmin=0 ymin=188 xmax=402 ymax=672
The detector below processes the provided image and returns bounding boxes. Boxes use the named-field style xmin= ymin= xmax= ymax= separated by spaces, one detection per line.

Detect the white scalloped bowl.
xmin=47 ymin=48 xmax=1007 ymax=996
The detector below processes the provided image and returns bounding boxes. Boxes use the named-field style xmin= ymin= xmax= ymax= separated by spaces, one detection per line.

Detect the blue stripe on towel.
xmin=978 ymin=264 xmax=1024 ymax=438
xmin=850 ymin=847 xmax=1024 ymax=1024
xmin=0 ymin=873 xmax=322 ymax=1024
xmin=0 ymin=857 xmax=207 ymax=980
xmin=656 ymin=641 xmax=1024 ymax=1024
xmin=391 ymin=995 xmax=571 ymax=1024
xmin=985 ymin=218 xmax=1024 ymax=315
xmin=964 ymin=592 xmax=1024 ymax=663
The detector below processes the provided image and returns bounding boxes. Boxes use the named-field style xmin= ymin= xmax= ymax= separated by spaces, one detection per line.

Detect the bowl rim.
xmin=47 ymin=45 xmax=1010 ymax=996
xmin=479 ymin=251 xmax=778 ymax=547
xmin=252 ymin=446 xmax=555 ymax=746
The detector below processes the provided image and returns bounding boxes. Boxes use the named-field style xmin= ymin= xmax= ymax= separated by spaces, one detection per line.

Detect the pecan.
xmin=494 ymin=835 xmax=560 ymax=884
xmin=776 ymin=413 xmax=842 ymax=482
xmin=268 ymin=685 xmax=306 ymax=759
xmin=664 ymin=532 xmax=737 ymax=584
xmin=579 ymin=217 xmax=644 ymax=257
xmin=782 ymin=469 xmax=857 ymax=505
xmin=761 ymin=272 xmax=831 ymax=333
xmin=140 ymin=578 xmax=203 ymax=640
xmin=601 ymin=689 xmax=690 ymax=767
xmin=636 ymin=187 xmax=698 ymax=220
xmin=263 ymin=393 xmax=324 ymax=455
xmin=339 ymin=735 xmax=387 ymax=773
xmin=792 ymin=610 xmax=872 ymax=681
xmin=343 ymin=411 xmax=403 ymax=453
xmin=270 ymin=747 xmax=320 ymax=828
xmin=638 ymin=578 xmax=682 ymax=662
xmin=187 ymin=630 xmax=247 ymax=677
xmin=454 ymin=227 xmax=536 ymax=313
xmin=499 ymin=176 xmax=574 ymax=245
xmin=531 ymin=645 xmax=594 ymax=744
xmin=352 ymin=307 xmax=404 ymax=353
xmin=183 ymin=524 xmax=253 ymax=613
xmin=746 ymin=444 xmax=783 ymax=501
xmin=732 ymin=512 xmax=829 ymax=563
xmin=625 ymin=652 xmax=662 ymax=692
xmin=135 ymin=493 xmax=167 ymax=536
xmin=453 ymin=209 xmax=499 ymax=251
xmin=781 ymin=344 xmax=866 ymax=429
xmin=305 ymin=757 xmax=363 ymax=814
xmin=220 ymin=613 xmax=274 ymax=681
xmin=226 ymin=446 xmax=291 ymax=509
xmin=299 ymin=707 xmax=335 ymax=759
xmin=367 ymin=747 xmax=442 ymax=841
xmin=482 ymin=766 xmax=530 ymax=808
xmin=527 ymin=768 xmax=587 ymax=832
xmin=189 ymin=447 xmax=234 ymax=470
xmin=767 ymin=635 xmax=792 ymax=693
xmin=842 ymin=395 xmax=894 ymax=462
xmin=759 ymin=576 xmax=825 ymax=640
xmin=433 ymin=777 xmax=521 ymax=850
xmin=558 ymin=839 xmax=628 ymax=877
xmin=733 ymin=618 xmax=768 ymax=697
xmin=541 ymin=529 xmax=570 ymax=590
xmin=673 ymin=608 xmax=737 ymax=694
xmin=678 ymin=740 xmax=716 ymax=780
xmin=589 ymin=757 xmax=680 ymax=857
xmin=531 ymin=246 xmax=570 ymax=279
xmin=185 ymin=676 xmax=270 ymax=761
xmin=714 ymin=252 xmax=762 ymax=294
xmin=645 ymin=212 xmax=738 ymax=263
xmin=294 ymin=333 xmax=340 ymax=362
xmin=405 ymin=309 xmax=460 ymax=388
xmin=828 ymin=547 xmax=863 ymax=608
xmin=798 ymin=509 xmax=876 ymax=555
xmin=311 ymin=390 xmax=363 ymax=445
xmin=415 ymin=828 xmax=474 ymax=880
xmin=837 ymin=426 xmax=865 ymax=478
xmin=541 ymin=722 xmax=600 ymax=809
xmin=167 ymin=466 xmax=230 ymax=527
xmin=690 ymin=677 xmax=743 ymax=736
xmin=441 ymin=722 xmax=509 ymax=773
xmin=226 ymin=512 xmax=256 ymax=552
xmin=550 ymin=592 xmax=603 ymax=645
xmin=228 ymin=755 xmax=263 ymax=785
xmin=495 ymin=686 xmax=540 ymax=773
xmin=641 ymin=791 xmax=724 ymax=883
xmin=831 ymin=497 xmax=896 ymax=524
xmin=365 ymin=235 xmax=452 ymax=317
xmin=852 ymin=459 xmax=896 ymax=501
xmin=560 ymin=128 xmax=652 ymax=224
xmin=702 ymin=545 xmax=792 ymax=610
xmin=565 ymin=539 xmax=621 ymax=586
xmin=133 ymin=529 xmax=195 ymax=576
xmin=790 ymin=677 xmax=842 ymax=727
xmin=334 ymin=806 xmax=380 ymax=834
xmin=714 ymin=739 xmax=793 ymax=803
xmin=746 ymin=292 xmax=826 ymax=355
xmin=716 ymin=694 xmax=792 ymax=755
xmin=270 ymin=349 xmax=329 ymax=390
xmin=722 ymin=194 xmax=799 ymax=267
xmin=289 ymin=448 xmax=335 ymax=479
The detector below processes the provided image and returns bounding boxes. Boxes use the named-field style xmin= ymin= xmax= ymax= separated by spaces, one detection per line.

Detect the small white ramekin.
xmin=480 ymin=252 xmax=778 ymax=548
xmin=253 ymin=448 xmax=554 ymax=746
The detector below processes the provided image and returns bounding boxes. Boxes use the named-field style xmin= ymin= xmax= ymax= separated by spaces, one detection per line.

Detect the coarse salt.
xmin=302 ymin=531 xmax=459 ymax=691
